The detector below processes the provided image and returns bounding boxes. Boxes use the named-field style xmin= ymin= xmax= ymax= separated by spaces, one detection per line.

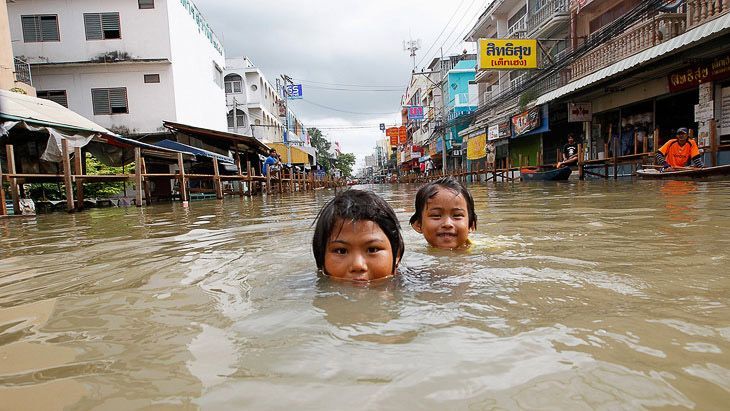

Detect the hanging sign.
xmin=285 ymin=84 xmax=303 ymax=99
xmin=668 ymin=54 xmax=730 ymax=93
xmin=511 ymin=106 xmax=541 ymax=136
xmin=488 ymin=124 xmax=500 ymax=141
xmin=407 ymin=106 xmax=425 ymax=120
xmin=398 ymin=126 xmax=408 ymax=144
xmin=568 ymin=102 xmax=592 ymax=122
xmin=386 ymin=127 xmax=399 ymax=146
xmin=467 ymin=133 xmax=487 ymax=160
xmin=478 ymin=39 xmax=538 ymax=70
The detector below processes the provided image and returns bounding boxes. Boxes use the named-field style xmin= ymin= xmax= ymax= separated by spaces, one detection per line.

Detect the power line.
xmin=298 ymin=98 xmax=399 ymax=116
xmin=293 ymin=78 xmax=404 ymax=88
xmin=415 ymin=0 xmax=469 ymax=68
xmin=435 ymin=0 xmax=482 ymax=59
xmin=298 ymin=84 xmax=404 ymax=92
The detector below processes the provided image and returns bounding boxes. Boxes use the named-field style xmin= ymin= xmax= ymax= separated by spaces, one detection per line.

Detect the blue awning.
xmin=153 ymin=139 xmax=234 ymax=163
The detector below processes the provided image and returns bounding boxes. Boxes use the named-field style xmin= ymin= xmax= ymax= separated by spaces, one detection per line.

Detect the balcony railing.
xmin=572 ymin=13 xmax=686 ymax=80
xmin=527 ymin=0 xmax=570 ymax=35
xmin=14 ymin=57 xmax=32 ymax=85
xmin=687 ymin=0 xmax=730 ymax=28
xmin=507 ymin=16 xmax=527 ymax=38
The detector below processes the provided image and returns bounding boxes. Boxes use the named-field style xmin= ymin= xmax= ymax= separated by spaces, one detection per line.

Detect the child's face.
xmin=412 ymin=187 xmax=471 ymax=249
xmin=324 ymin=219 xmax=396 ymax=282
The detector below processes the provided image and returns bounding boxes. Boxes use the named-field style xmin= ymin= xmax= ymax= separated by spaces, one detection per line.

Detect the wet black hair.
xmin=409 ymin=176 xmax=477 ymax=230
xmin=312 ymin=189 xmax=404 ymax=273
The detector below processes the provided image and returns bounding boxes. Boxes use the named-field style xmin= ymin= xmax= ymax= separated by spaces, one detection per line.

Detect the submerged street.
xmin=1 ymin=180 xmax=729 ymax=409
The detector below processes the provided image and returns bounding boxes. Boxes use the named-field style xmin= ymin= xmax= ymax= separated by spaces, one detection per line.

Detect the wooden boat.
xmin=636 ymin=164 xmax=730 ymax=179
xmin=520 ymin=166 xmax=572 ymax=181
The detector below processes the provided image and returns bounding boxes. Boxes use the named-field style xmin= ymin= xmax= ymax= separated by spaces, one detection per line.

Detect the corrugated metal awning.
xmin=536 ymin=12 xmax=730 ymax=106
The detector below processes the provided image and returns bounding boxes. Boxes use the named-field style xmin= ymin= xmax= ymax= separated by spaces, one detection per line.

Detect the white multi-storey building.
xmin=7 ymin=0 xmax=227 ymax=134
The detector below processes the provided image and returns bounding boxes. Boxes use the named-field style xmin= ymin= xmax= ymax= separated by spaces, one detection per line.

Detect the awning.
xmin=269 ymin=142 xmax=312 ymax=164
xmin=153 ymin=139 xmax=234 ymax=163
xmin=536 ymin=12 xmax=730 ymax=106
xmin=163 ymin=120 xmax=270 ymax=155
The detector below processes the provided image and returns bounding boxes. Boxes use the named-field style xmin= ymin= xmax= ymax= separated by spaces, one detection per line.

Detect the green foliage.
xmin=307 ymin=127 xmax=334 ymax=168
xmin=518 ymin=88 xmax=538 ymax=112
xmin=334 ymin=153 xmax=356 ymax=178
xmin=83 ymin=153 xmax=129 ymax=197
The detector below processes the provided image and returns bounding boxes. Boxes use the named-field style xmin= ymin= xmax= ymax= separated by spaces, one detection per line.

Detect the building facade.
xmin=8 ymin=0 xmax=227 ymax=134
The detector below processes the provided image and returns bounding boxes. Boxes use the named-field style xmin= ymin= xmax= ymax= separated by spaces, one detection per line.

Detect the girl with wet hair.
xmin=312 ymin=189 xmax=404 ymax=282
xmin=409 ymin=176 xmax=477 ymax=250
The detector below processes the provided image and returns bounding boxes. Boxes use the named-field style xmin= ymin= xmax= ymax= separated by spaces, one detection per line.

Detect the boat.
xmin=636 ymin=164 xmax=730 ymax=179
xmin=520 ymin=166 xmax=572 ymax=181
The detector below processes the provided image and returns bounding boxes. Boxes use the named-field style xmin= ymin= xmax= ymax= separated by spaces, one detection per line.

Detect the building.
xmin=7 ymin=0 xmax=227 ymax=134
xmin=1 ymin=0 xmax=34 ymax=94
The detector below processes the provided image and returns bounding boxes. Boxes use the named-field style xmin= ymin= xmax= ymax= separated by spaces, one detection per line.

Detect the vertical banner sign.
xmin=285 ymin=84 xmax=303 ymax=99
xmin=407 ymin=106 xmax=425 ymax=120
xmin=467 ymin=133 xmax=487 ymax=160
xmin=478 ymin=39 xmax=538 ymax=70
xmin=386 ymin=127 xmax=399 ymax=146
xmin=398 ymin=126 xmax=408 ymax=144
xmin=568 ymin=102 xmax=592 ymax=122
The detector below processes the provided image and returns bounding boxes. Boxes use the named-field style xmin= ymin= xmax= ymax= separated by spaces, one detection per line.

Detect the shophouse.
xmin=7 ymin=0 xmax=227 ymax=134
xmin=444 ymin=58 xmax=478 ymax=171
xmin=1 ymin=0 xmax=34 ymax=95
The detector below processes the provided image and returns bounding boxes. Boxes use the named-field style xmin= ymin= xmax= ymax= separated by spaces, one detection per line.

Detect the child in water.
xmin=312 ymin=189 xmax=405 ymax=282
xmin=409 ymin=176 xmax=477 ymax=250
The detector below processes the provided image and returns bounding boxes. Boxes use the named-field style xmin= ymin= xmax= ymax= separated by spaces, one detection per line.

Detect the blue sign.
xmin=436 ymin=138 xmax=443 ymax=152
xmin=379 ymin=123 xmax=386 ymax=131
xmin=286 ymin=84 xmax=303 ymax=99
xmin=407 ymin=106 xmax=424 ymax=121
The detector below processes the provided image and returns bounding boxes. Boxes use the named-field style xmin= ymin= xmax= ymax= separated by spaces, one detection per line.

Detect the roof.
xmin=536 ymin=12 xmax=730 ymax=106
xmin=0 ymin=89 xmax=115 ymax=136
xmin=163 ymin=121 xmax=270 ymax=154
xmin=153 ymin=139 xmax=234 ymax=164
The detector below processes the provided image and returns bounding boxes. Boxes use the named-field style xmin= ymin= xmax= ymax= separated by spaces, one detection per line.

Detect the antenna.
xmin=403 ymin=39 xmax=421 ymax=70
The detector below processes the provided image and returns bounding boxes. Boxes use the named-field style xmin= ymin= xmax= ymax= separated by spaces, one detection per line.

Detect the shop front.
xmin=509 ymin=105 xmax=549 ymax=167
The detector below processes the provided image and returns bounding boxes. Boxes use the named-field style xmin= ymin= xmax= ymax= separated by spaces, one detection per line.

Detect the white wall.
xmin=8 ymin=0 xmax=171 ymax=64
xmin=166 ymin=0 xmax=226 ymax=131
xmin=32 ymin=63 xmax=176 ymax=133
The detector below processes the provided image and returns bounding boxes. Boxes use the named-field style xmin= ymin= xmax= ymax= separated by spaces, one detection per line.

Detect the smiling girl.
xmin=312 ymin=190 xmax=405 ymax=282
xmin=409 ymin=176 xmax=477 ymax=250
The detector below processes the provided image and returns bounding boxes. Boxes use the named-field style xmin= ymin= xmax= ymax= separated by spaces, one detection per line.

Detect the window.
xmin=37 ymin=90 xmax=68 ymax=107
xmin=91 ymin=88 xmax=128 ymax=115
xmin=138 ymin=0 xmax=155 ymax=9
xmin=224 ymin=74 xmax=243 ymax=93
xmin=227 ymin=109 xmax=246 ymax=128
xmin=21 ymin=15 xmax=59 ymax=42
xmin=84 ymin=13 xmax=121 ymax=40
xmin=144 ymin=74 xmax=160 ymax=83
xmin=212 ymin=62 xmax=223 ymax=88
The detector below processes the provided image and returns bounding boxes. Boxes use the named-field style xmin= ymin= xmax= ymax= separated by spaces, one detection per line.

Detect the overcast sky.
xmin=195 ymin=0 xmax=488 ymax=169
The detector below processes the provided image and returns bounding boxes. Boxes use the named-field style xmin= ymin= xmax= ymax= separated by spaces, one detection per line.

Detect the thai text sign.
xmin=398 ymin=126 xmax=408 ymax=144
xmin=407 ymin=106 xmax=424 ymax=120
xmin=467 ymin=133 xmax=487 ymax=160
xmin=478 ymin=39 xmax=538 ymax=70
xmin=512 ymin=107 xmax=541 ymax=136
xmin=668 ymin=54 xmax=730 ymax=92
xmin=386 ymin=127 xmax=399 ymax=146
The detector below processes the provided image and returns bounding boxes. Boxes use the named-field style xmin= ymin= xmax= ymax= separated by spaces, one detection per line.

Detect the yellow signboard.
xmin=466 ymin=133 xmax=487 ymax=160
xmin=478 ymin=39 xmax=538 ymax=70
xmin=270 ymin=143 xmax=311 ymax=165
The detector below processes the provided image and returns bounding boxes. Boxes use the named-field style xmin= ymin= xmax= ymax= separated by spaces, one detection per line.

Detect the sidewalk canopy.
xmin=268 ymin=142 xmax=312 ymax=164
xmin=153 ymin=139 xmax=234 ymax=164
xmin=163 ymin=120 xmax=270 ymax=156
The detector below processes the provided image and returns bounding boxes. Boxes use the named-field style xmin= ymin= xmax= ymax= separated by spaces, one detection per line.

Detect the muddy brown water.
xmin=1 ymin=180 xmax=729 ymax=410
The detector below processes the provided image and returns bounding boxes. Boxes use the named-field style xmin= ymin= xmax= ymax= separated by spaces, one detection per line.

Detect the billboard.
xmin=512 ymin=106 xmax=541 ymax=136
xmin=478 ymin=39 xmax=538 ymax=70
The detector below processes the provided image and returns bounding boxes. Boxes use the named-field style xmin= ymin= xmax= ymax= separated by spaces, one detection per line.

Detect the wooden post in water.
xmin=213 ymin=157 xmax=223 ymax=199
xmin=604 ymin=142 xmax=609 ymax=178
xmin=633 ymin=129 xmax=638 ymax=155
xmin=246 ymin=161 xmax=253 ymax=197
xmin=0 ymin=155 xmax=7 ymax=216
xmin=73 ymin=147 xmax=84 ymax=211
xmin=5 ymin=145 xmax=19 ymax=214
xmin=177 ymin=152 xmax=187 ymax=202
xmin=236 ymin=153 xmax=244 ymax=197
xmin=710 ymin=119 xmax=718 ymax=167
xmin=653 ymin=128 xmax=660 ymax=165
xmin=578 ymin=143 xmax=584 ymax=180
xmin=141 ymin=157 xmax=151 ymax=205
xmin=265 ymin=168 xmax=271 ymax=195
xmin=134 ymin=147 xmax=143 ymax=207
xmin=643 ymin=129 xmax=648 ymax=154
xmin=278 ymin=169 xmax=283 ymax=194
xmin=62 ymin=140 xmax=75 ymax=212
xmin=612 ymin=137 xmax=618 ymax=179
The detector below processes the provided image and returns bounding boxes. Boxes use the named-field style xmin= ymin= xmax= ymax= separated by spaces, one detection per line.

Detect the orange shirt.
xmin=658 ymin=138 xmax=700 ymax=168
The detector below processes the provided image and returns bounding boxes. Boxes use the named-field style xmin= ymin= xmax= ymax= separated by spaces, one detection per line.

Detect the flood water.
xmin=1 ymin=180 xmax=729 ymax=410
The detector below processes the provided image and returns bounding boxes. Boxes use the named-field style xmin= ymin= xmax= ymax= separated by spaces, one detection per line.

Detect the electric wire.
xmin=414 ymin=0 xmax=469 ymax=69
xmin=297 ymin=98 xmax=399 ymax=116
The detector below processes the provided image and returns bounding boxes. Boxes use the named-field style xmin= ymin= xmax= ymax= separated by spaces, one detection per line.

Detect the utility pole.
xmin=440 ymin=46 xmax=447 ymax=174
xmin=280 ymin=74 xmax=293 ymax=167
xmin=232 ymin=97 xmax=238 ymax=131
xmin=404 ymin=39 xmax=421 ymax=70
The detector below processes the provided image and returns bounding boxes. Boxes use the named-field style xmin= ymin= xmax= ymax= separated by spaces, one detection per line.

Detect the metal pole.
xmin=440 ymin=47 xmax=446 ymax=175
xmin=282 ymin=75 xmax=293 ymax=169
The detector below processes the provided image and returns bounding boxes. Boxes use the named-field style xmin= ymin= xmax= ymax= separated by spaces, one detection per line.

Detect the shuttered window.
xmin=21 ymin=15 xmax=59 ymax=42
xmin=144 ymin=74 xmax=160 ymax=83
xmin=138 ymin=0 xmax=155 ymax=9
xmin=91 ymin=88 xmax=128 ymax=115
xmin=37 ymin=90 xmax=68 ymax=107
xmin=84 ymin=12 xmax=121 ymax=40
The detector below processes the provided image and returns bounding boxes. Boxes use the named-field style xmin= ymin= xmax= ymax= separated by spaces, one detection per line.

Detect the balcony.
xmin=527 ymin=0 xmax=570 ymax=37
xmin=14 ymin=57 xmax=32 ymax=85
xmin=453 ymin=93 xmax=476 ymax=107
xmin=572 ymin=13 xmax=686 ymax=80
xmin=687 ymin=0 xmax=730 ymax=28
xmin=507 ymin=16 xmax=527 ymax=39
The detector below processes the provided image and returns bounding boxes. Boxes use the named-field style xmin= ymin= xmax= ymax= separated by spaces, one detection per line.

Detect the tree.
xmin=334 ymin=153 xmax=356 ymax=178
xmin=307 ymin=127 xmax=333 ymax=169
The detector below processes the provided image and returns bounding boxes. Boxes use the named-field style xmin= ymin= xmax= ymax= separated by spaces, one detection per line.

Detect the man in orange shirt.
xmin=656 ymin=128 xmax=704 ymax=171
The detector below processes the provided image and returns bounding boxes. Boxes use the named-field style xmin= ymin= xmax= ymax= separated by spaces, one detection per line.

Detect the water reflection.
xmin=0 ymin=181 xmax=729 ymax=409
